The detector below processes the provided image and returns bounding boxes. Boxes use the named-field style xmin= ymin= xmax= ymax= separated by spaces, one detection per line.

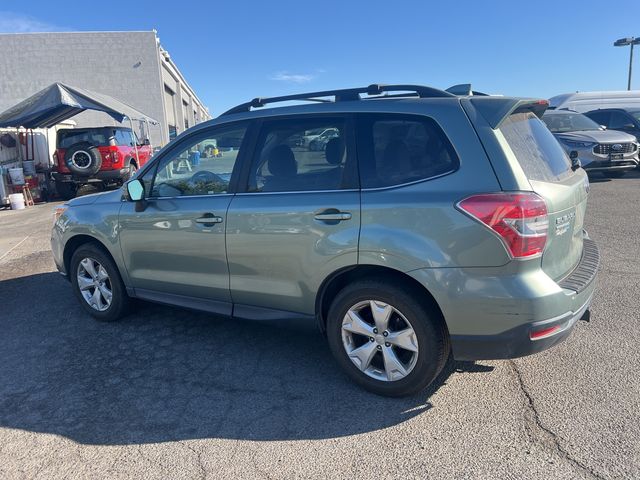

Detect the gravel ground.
xmin=0 ymin=171 xmax=638 ymax=479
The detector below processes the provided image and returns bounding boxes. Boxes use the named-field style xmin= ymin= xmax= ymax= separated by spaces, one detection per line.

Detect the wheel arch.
xmin=125 ymin=156 xmax=138 ymax=169
xmin=315 ymin=265 xmax=449 ymax=335
xmin=63 ymin=234 xmax=116 ymax=279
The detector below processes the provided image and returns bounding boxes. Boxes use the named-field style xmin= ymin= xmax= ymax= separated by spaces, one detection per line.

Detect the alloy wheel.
xmin=76 ymin=257 xmax=113 ymax=312
xmin=341 ymin=300 xmax=419 ymax=381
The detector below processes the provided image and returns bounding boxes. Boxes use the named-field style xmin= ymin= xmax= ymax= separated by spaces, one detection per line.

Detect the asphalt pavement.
xmin=0 ymin=172 xmax=638 ymax=479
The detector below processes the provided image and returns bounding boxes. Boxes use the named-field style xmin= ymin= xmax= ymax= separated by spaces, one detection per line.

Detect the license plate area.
xmin=610 ymin=153 xmax=624 ymax=160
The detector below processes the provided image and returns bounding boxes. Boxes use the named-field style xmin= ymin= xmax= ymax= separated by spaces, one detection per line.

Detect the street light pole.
xmin=628 ymin=42 xmax=634 ymax=90
xmin=614 ymin=37 xmax=640 ymax=90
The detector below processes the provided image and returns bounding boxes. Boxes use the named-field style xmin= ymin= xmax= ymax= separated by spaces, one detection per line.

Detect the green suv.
xmin=51 ymin=84 xmax=599 ymax=397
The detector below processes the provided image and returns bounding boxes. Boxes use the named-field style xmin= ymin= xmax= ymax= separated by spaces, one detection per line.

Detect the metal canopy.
xmin=0 ymin=82 xmax=158 ymax=128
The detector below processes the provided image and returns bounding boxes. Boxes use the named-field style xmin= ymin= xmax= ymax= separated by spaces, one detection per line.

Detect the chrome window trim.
xmin=149 ymin=193 xmax=234 ymax=200
xmin=235 ymin=188 xmax=359 ymax=196
xmin=360 ymin=168 xmax=457 ymax=192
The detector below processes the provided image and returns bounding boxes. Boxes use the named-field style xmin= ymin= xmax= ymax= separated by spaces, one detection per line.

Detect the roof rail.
xmin=220 ymin=84 xmax=455 ymax=116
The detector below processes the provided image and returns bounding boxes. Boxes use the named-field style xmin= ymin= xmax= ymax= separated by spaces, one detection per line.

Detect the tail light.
xmin=457 ymin=192 xmax=548 ymax=258
xmin=109 ymin=146 xmax=121 ymax=165
xmin=99 ymin=146 xmax=121 ymax=166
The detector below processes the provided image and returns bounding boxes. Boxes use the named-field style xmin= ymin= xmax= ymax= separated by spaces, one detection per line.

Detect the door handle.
xmin=314 ymin=210 xmax=352 ymax=222
xmin=195 ymin=214 xmax=223 ymax=225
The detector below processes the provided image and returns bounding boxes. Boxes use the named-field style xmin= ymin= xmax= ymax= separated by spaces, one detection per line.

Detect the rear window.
xmin=57 ymin=129 xmax=111 ymax=148
xmin=499 ymin=112 xmax=571 ymax=182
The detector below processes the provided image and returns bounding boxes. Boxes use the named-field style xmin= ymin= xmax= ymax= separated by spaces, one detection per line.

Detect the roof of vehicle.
xmin=212 ymin=84 xmax=546 ymax=127
xmin=146 ymin=84 xmax=547 ymax=161
xmin=57 ymin=126 xmax=132 ymax=132
xmin=543 ymin=109 xmax=583 ymax=115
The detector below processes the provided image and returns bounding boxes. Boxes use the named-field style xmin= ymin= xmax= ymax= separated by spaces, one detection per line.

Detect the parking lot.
xmin=0 ymin=172 xmax=638 ymax=479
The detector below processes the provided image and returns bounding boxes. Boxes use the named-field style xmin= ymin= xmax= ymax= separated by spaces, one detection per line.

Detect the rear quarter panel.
xmin=359 ymin=101 xmax=510 ymax=271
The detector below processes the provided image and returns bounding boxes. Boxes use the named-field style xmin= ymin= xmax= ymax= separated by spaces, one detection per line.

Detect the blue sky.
xmin=2 ymin=1 xmax=640 ymax=115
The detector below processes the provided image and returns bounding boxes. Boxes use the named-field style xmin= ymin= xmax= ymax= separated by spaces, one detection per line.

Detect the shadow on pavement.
xmin=0 ymin=272 xmax=493 ymax=445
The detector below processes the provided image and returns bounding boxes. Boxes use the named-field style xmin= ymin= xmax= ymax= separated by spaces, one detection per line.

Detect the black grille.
xmin=593 ymin=143 xmax=636 ymax=154
xmin=558 ymin=238 xmax=600 ymax=292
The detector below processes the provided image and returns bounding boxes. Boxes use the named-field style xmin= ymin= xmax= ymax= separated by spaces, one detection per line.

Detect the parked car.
xmin=549 ymin=90 xmax=640 ymax=113
xmin=584 ymin=108 xmax=640 ymax=143
xmin=51 ymin=84 xmax=599 ymax=397
xmin=52 ymin=126 xmax=153 ymax=199
xmin=542 ymin=109 xmax=639 ymax=177
xmin=308 ymin=127 xmax=339 ymax=151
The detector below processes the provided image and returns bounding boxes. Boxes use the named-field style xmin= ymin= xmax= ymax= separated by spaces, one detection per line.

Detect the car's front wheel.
xmin=70 ymin=243 xmax=130 ymax=322
xmin=326 ymin=279 xmax=449 ymax=397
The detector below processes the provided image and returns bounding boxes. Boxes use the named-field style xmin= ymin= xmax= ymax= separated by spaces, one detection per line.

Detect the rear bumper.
xmin=450 ymin=295 xmax=592 ymax=360
xmin=53 ymin=168 xmax=129 ymax=184
xmin=408 ymin=234 xmax=600 ymax=361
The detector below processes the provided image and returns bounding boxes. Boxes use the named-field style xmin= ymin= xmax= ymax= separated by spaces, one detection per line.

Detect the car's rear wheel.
xmin=326 ymin=279 xmax=449 ymax=397
xmin=70 ymin=244 xmax=129 ymax=322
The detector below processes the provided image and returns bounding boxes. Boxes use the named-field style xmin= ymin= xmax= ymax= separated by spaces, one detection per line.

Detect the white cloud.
xmin=0 ymin=11 xmax=65 ymax=33
xmin=270 ymin=72 xmax=315 ymax=84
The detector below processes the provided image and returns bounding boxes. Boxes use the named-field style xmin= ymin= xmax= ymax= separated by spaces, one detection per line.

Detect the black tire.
xmin=70 ymin=243 xmax=130 ymax=322
xmin=326 ymin=279 xmax=449 ymax=397
xmin=55 ymin=180 xmax=77 ymax=200
xmin=64 ymin=142 xmax=102 ymax=176
xmin=602 ymin=171 xmax=625 ymax=178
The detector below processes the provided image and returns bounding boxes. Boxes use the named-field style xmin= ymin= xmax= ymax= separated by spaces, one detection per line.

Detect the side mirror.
xmin=126 ymin=179 xmax=144 ymax=201
xmin=600 ymin=125 xmax=607 ymax=130
xmin=126 ymin=179 xmax=147 ymax=212
xmin=143 ymin=138 xmax=151 ymax=146
xmin=569 ymin=151 xmax=581 ymax=171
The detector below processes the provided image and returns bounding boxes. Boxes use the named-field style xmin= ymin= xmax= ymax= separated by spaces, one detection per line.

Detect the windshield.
xmin=629 ymin=111 xmax=640 ymax=122
xmin=542 ymin=112 xmax=601 ymax=133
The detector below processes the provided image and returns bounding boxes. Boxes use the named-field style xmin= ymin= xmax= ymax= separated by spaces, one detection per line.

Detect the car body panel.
xmin=226 ymin=190 xmax=360 ymax=315
xmin=117 ymin=195 xmax=234 ymax=304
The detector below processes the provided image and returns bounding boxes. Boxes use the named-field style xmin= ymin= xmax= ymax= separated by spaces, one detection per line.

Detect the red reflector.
xmin=530 ymin=325 xmax=561 ymax=340
xmin=457 ymin=193 xmax=548 ymax=258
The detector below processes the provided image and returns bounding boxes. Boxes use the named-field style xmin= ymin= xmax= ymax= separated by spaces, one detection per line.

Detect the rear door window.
xmin=246 ymin=116 xmax=356 ymax=192
xmin=498 ymin=112 xmax=571 ymax=182
xmin=115 ymin=129 xmax=135 ymax=146
xmin=356 ymin=113 xmax=459 ymax=188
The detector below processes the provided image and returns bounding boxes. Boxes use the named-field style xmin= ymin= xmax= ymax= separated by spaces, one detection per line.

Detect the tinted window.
xmin=248 ymin=118 xmax=351 ymax=192
xmin=585 ymin=110 xmax=610 ymax=126
xmin=542 ymin=112 xmax=601 ymax=133
xmin=608 ymin=111 xmax=635 ymax=129
xmin=57 ymin=129 xmax=110 ymax=148
xmin=149 ymin=123 xmax=247 ymax=198
xmin=114 ymin=129 xmax=134 ymax=146
xmin=499 ymin=112 xmax=571 ymax=182
xmin=357 ymin=114 xmax=458 ymax=188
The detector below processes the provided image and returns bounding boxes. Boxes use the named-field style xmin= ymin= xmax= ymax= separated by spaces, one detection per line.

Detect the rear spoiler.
xmin=445 ymin=83 xmax=490 ymax=96
xmin=468 ymin=97 xmax=549 ymax=129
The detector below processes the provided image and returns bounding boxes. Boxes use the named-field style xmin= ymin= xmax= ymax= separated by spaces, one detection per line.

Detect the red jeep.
xmin=52 ymin=127 xmax=152 ymax=199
